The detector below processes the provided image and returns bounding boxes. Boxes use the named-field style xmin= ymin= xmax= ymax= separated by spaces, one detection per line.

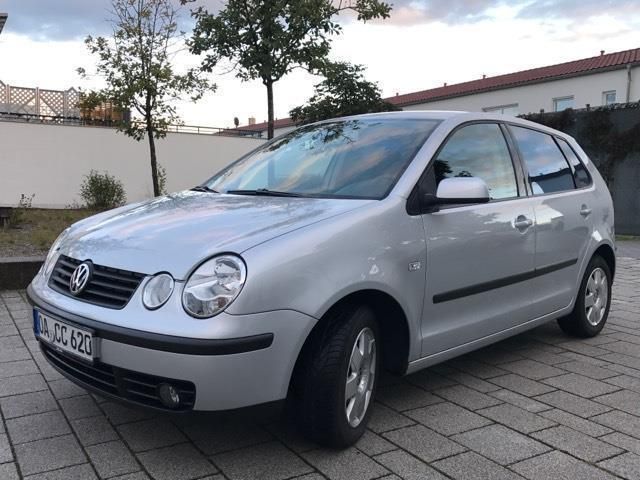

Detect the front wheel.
xmin=558 ymin=255 xmax=612 ymax=337
xmin=292 ymin=304 xmax=379 ymax=448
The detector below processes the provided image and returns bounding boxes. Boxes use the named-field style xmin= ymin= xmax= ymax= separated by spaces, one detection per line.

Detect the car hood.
xmin=61 ymin=191 xmax=371 ymax=279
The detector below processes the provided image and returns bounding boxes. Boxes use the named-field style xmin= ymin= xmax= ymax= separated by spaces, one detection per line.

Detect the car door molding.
xmin=432 ymin=258 xmax=578 ymax=304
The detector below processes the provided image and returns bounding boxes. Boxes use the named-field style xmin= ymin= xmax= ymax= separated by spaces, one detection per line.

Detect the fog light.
xmin=157 ymin=383 xmax=180 ymax=408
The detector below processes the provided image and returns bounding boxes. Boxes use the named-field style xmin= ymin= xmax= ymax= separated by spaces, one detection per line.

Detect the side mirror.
xmin=422 ymin=177 xmax=491 ymax=210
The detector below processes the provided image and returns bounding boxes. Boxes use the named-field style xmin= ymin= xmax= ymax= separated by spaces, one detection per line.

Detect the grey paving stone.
xmin=213 ymin=441 xmax=313 ymax=480
xmin=0 ymin=359 xmax=38 ymax=379
xmin=489 ymin=389 xmax=551 ymax=413
xmin=512 ymin=450 xmax=618 ymax=480
xmin=14 ymin=434 xmax=85 ymax=476
xmin=605 ymin=374 xmax=640 ymax=394
xmin=24 ymin=464 xmax=98 ymax=480
xmin=434 ymin=385 xmax=502 ymax=410
xmin=0 ymin=390 xmax=58 ymax=419
xmin=59 ymin=395 xmax=101 ymax=420
xmin=489 ymin=374 xmax=556 ymax=396
xmin=500 ymin=359 xmax=565 ymax=380
xmin=534 ymin=390 xmax=611 ymax=418
xmin=86 ymin=440 xmax=140 ymax=478
xmin=406 ymin=370 xmax=457 ymax=391
xmin=602 ymin=340 xmax=640 ymax=358
xmin=558 ymin=341 xmax=611 ymax=357
xmin=477 ymin=403 xmax=555 ymax=434
xmin=354 ymin=430 xmax=396 ymax=456
xmin=180 ymin=417 xmax=272 ymax=455
xmin=542 ymin=373 xmax=621 ymax=398
xmin=557 ymin=360 xmax=620 ymax=380
xmin=48 ymin=378 xmax=87 ymax=399
xmin=374 ymin=449 xmax=447 ymax=480
xmin=382 ymin=425 xmax=465 ymax=462
xmin=6 ymin=410 xmax=71 ymax=444
xmin=376 ymin=383 xmax=441 ymax=411
xmin=540 ymin=408 xmax=613 ymax=437
xmin=405 ymin=401 xmax=491 ymax=436
xmin=302 ymin=447 xmax=388 ymax=480
xmin=263 ymin=420 xmax=318 ymax=453
xmin=595 ymin=390 xmax=640 ymax=416
xmin=0 ymin=336 xmax=26 ymax=350
xmin=601 ymin=432 xmax=640 ymax=456
xmin=451 ymin=424 xmax=550 ymax=465
xmin=100 ymin=402 xmax=156 ymax=426
xmin=0 ymin=433 xmax=13 ymax=463
xmin=532 ymin=425 xmax=623 ymax=462
xmin=0 ymin=374 xmax=47 ymax=398
xmin=108 ymin=473 xmax=150 ymax=480
xmin=432 ymin=451 xmax=524 ymax=480
xmin=117 ymin=418 xmax=187 ymax=452
xmin=137 ymin=443 xmax=217 ymax=480
xmin=367 ymin=404 xmax=414 ymax=433
xmin=593 ymin=409 xmax=640 ymax=439
xmin=446 ymin=357 xmax=508 ymax=378
xmin=0 ymin=462 xmax=19 ymax=480
xmin=71 ymin=415 xmax=119 ymax=446
xmin=599 ymin=453 xmax=640 ymax=480
xmin=444 ymin=372 xmax=501 ymax=393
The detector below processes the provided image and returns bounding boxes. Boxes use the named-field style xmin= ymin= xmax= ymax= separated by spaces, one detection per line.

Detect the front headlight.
xmin=182 ymin=255 xmax=247 ymax=318
xmin=42 ymin=228 xmax=70 ymax=277
xmin=142 ymin=273 xmax=175 ymax=310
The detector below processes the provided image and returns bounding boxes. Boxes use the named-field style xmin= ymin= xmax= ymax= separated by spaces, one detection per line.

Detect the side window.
xmin=432 ymin=123 xmax=518 ymax=200
xmin=556 ymin=138 xmax=592 ymax=188
xmin=510 ymin=126 xmax=575 ymax=195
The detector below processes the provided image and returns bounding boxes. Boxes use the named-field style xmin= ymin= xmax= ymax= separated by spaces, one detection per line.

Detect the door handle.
xmin=580 ymin=205 xmax=592 ymax=217
xmin=514 ymin=215 xmax=534 ymax=230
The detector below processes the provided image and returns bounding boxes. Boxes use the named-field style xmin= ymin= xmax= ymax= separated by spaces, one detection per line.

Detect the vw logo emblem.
xmin=69 ymin=262 xmax=92 ymax=295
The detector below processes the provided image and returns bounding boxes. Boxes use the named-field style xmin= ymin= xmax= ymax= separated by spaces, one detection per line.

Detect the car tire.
xmin=291 ymin=303 xmax=379 ymax=448
xmin=557 ymin=255 xmax=612 ymax=338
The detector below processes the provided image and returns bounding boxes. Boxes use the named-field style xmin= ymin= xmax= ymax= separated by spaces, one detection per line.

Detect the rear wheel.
xmin=558 ymin=255 xmax=612 ymax=337
xmin=292 ymin=304 xmax=379 ymax=448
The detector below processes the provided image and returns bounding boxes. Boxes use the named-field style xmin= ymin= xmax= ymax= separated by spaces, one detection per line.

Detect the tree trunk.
xmin=266 ymin=80 xmax=274 ymax=140
xmin=147 ymin=121 xmax=160 ymax=197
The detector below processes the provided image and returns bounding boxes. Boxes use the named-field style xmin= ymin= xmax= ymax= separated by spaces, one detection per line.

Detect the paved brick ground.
xmin=1 ymin=256 xmax=639 ymax=480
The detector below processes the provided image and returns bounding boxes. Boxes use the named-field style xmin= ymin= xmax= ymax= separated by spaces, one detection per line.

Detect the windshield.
xmin=206 ymin=118 xmax=440 ymax=199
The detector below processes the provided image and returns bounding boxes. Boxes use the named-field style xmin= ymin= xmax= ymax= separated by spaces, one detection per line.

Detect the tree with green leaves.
xmin=79 ymin=0 xmax=213 ymax=197
xmin=290 ymin=61 xmax=398 ymax=124
xmin=186 ymin=0 xmax=391 ymax=139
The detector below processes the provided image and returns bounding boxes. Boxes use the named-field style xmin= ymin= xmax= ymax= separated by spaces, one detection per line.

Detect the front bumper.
xmin=27 ymin=284 xmax=317 ymax=411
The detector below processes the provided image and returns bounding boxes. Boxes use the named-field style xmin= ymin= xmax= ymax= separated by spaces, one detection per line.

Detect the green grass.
xmin=0 ymin=208 xmax=97 ymax=256
xmin=616 ymin=235 xmax=640 ymax=242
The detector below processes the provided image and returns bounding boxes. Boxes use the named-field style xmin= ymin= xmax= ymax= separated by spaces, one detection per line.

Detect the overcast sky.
xmin=0 ymin=0 xmax=639 ymax=129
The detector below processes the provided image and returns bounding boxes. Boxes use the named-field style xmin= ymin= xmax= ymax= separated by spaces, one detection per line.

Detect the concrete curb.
xmin=0 ymin=256 xmax=44 ymax=290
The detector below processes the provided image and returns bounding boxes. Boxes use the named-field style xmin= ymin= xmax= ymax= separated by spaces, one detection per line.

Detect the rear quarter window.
xmin=556 ymin=138 xmax=592 ymax=188
xmin=510 ymin=126 xmax=575 ymax=195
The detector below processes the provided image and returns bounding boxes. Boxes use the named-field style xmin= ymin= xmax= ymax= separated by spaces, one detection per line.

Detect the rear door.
xmin=507 ymin=125 xmax=594 ymax=317
xmin=419 ymin=122 xmax=537 ymax=357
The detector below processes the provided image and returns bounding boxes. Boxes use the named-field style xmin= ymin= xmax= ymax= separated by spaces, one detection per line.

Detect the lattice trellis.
xmin=9 ymin=86 xmax=37 ymax=115
xmin=0 ymin=80 xmax=81 ymax=118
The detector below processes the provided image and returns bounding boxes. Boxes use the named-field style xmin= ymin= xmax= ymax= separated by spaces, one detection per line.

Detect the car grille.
xmin=41 ymin=342 xmax=196 ymax=411
xmin=48 ymin=255 xmax=145 ymax=309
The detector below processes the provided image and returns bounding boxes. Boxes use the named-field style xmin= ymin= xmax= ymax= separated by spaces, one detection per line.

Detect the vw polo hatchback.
xmin=28 ymin=111 xmax=615 ymax=447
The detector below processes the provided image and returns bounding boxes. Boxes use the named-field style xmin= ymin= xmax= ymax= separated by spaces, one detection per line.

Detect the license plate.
xmin=35 ymin=311 xmax=97 ymax=362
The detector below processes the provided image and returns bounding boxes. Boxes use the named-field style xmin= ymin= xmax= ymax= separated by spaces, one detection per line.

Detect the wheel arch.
xmin=289 ymin=289 xmax=411 ymax=398
xmin=593 ymin=243 xmax=616 ymax=280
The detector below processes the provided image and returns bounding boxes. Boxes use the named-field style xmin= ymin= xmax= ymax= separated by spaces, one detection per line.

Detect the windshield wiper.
xmin=225 ymin=189 xmax=307 ymax=198
xmin=191 ymin=185 xmax=219 ymax=193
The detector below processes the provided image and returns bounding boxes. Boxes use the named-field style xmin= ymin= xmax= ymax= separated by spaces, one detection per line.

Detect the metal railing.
xmin=0 ymin=111 xmax=264 ymax=138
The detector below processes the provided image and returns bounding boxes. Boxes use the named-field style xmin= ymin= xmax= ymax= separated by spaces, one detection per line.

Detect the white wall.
xmin=0 ymin=121 xmax=265 ymax=208
xmin=403 ymin=67 xmax=639 ymax=114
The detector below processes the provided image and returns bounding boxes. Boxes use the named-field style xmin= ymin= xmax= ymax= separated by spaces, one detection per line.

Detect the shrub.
xmin=158 ymin=163 xmax=168 ymax=195
xmin=8 ymin=193 xmax=35 ymax=228
xmin=79 ymin=170 xmax=126 ymax=211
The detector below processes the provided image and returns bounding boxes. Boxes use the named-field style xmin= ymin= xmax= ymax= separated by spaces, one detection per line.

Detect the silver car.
xmin=28 ymin=111 xmax=615 ymax=447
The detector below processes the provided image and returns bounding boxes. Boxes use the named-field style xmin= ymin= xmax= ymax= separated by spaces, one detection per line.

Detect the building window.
xmin=483 ymin=104 xmax=519 ymax=115
xmin=603 ymin=91 xmax=616 ymax=106
xmin=553 ymin=96 xmax=574 ymax=112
